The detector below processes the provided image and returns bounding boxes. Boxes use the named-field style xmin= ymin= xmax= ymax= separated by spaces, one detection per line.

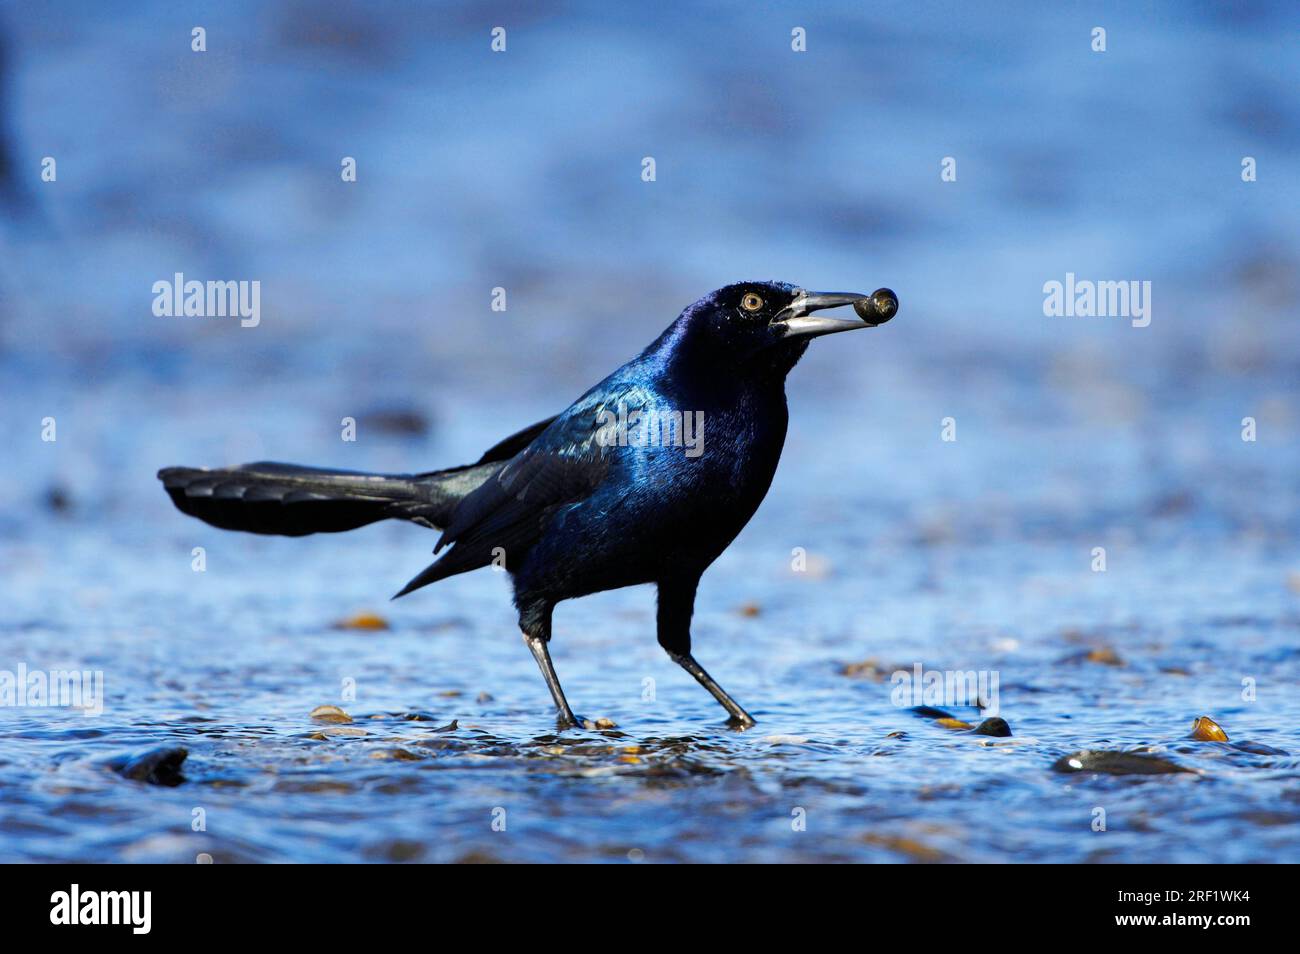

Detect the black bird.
xmin=159 ymin=282 xmax=898 ymax=729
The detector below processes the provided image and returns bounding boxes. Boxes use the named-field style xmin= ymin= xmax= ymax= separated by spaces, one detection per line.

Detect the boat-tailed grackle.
xmin=159 ymin=282 xmax=899 ymax=729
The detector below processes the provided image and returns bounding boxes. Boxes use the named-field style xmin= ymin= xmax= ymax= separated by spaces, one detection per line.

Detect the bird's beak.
xmin=772 ymin=289 xmax=895 ymax=339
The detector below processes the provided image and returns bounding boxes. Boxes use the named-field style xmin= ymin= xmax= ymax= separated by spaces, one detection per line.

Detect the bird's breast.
xmin=624 ymin=387 xmax=788 ymax=524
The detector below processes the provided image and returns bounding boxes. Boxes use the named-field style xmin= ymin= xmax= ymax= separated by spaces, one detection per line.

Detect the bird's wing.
xmin=412 ymin=415 xmax=559 ymax=482
xmin=393 ymin=383 xmax=649 ymax=597
xmin=472 ymin=416 xmax=559 ymax=465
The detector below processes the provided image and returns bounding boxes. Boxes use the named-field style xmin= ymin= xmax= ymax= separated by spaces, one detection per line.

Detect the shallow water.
xmin=4 ymin=389 xmax=1298 ymax=863
xmin=1 ymin=2 xmax=1299 ymax=862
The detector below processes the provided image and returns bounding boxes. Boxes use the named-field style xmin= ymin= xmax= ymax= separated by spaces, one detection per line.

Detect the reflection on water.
xmin=1 ymin=2 xmax=1298 ymax=862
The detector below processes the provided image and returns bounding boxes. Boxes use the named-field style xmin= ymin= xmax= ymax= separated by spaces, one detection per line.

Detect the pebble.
xmin=861 ymin=832 xmax=947 ymax=863
xmin=840 ymin=658 xmax=892 ymax=680
xmin=114 ymin=747 xmax=188 ymax=787
xmin=972 ymin=717 xmax=1012 ymax=737
xmin=322 ymin=726 xmax=368 ymax=737
xmin=332 ymin=612 xmax=390 ymax=631
xmin=1188 ymin=716 xmax=1229 ymax=742
xmin=370 ymin=748 xmax=423 ymax=761
xmin=1059 ymin=647 xmax=1125 ymax=666
xmin=1052 ymin=749 xmax=1193 ymax=775
xmin=310 ymin=704 xmax=353 ymax=724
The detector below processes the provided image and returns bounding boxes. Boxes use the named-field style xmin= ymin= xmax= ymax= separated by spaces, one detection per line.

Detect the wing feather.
xmin=392 ymin=386 xmax=645 ymax=597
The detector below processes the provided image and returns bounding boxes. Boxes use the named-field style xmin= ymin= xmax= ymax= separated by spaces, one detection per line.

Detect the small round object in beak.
xmin=854 ymin=288 xmax=899 ymax=325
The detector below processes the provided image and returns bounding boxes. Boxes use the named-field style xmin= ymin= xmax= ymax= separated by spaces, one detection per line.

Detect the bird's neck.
xmin=640 ymin=319 xmax=803 ymax=402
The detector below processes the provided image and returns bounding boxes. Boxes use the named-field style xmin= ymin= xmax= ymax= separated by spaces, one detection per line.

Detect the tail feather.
xmin=158 ymin=462 xmax=471 ymax=537
xmin=156 ymin=421 xmax=554 ymax=585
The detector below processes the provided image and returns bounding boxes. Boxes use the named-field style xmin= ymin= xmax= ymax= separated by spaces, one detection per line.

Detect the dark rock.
xmin=1229 ymin=740 xmax=1289 ymax=756
xmin=973 ymin=717 xmax=1012 ymax=737
xmin=1052 ymin=749 xmax=1193 ymax=776
xmin=114 ymin=747 xmax=188 ymax=786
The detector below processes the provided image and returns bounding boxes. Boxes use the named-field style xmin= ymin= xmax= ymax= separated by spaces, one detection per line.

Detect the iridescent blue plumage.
xmin=160 ymin=280 xmax=893 ymax=728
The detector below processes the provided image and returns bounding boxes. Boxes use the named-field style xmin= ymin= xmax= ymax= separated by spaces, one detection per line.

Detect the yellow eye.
xmin=741 ymin=293 xmax=764 ymax=312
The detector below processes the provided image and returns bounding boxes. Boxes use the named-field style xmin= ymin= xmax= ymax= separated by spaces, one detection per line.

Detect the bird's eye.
xmin=741 ymin=293 xmax=764 ymax=312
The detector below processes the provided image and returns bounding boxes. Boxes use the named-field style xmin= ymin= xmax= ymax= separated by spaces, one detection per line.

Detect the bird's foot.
xmin=726 ymin=713 xmax=757 ymax=731
xmin=557 ymin=713 xmax=618 ymax=731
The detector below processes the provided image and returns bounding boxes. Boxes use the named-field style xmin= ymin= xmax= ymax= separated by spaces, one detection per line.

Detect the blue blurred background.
xmin=0 ymin=1 xmax=1297 ymax=863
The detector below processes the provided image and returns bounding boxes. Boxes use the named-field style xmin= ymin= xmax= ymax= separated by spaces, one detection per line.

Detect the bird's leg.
xmin=523 ymin=634 xmax=584 ymax=729
xmin=657 ymin=578 xmax=757 ymax=729
xmin=519 ymin=603 xmax=586 ymax=730
xmin=668 ymin=651 xmax=756 ymax=729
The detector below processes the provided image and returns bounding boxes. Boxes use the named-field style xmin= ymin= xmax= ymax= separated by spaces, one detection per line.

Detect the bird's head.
xmin=656 ymin=281 xmax=898 ymax=380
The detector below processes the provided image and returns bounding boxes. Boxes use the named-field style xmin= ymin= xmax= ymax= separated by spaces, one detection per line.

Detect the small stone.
xmin=371 ymin=748 xmax=423 ymax=761
xmin=861 ymin=833 xmax=946 ymax=862
xmin=593 ymin=717 xmax=617 ymax=730
xmin=115 ymin=747 xmax=188 ymax=787
xmin=371 ymin=839 xmax=426 ymax=863
xmin=972 ymin=717 xmax=1012 ymax=737
xmin=841 ymin=658 xmax=890 ymax=680
xmin=310 ymin=704 xmax=353 ymax=724
xmin=1085 ymin=647 xmax=1124 ymax=665
xmin=1188 ymin=716 xmax=1229 ymax=742
xmin=1229 ymin=740 xmax=1288 ymax=756
xmin=332 ymin=612 xmax=390 ymax=631
xmin=1059 ymin=646 xmax=1125 ymax=666
xmin=736 ymin=602 xmax=761 ymax=618
xmin=1052 ymin=749 xmax=1193 ymax=775
xmin=935 ymin=717 xmax=974 ymax=730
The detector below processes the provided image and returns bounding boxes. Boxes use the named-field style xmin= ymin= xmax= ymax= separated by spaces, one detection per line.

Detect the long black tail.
xmin=159 ymin=417 xmax=558 ymax=541
xmin=158 ymin=461 xmax=494 ymax=536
